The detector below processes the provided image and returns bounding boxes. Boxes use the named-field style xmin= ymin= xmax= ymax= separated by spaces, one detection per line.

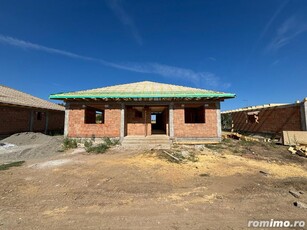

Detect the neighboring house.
xmin=49 ymin=81 xmax=235 ymax=143
xmin=0 ymin=85 xmax=65 ymax=137
xmin=221 ymin=98 xmax=307 ymax=136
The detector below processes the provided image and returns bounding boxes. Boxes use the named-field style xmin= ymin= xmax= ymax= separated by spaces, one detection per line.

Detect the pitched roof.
xmin=0 ymin=85 xmax=64 ymax=111
xmin=222 ymin=103 xmax=289 ymax=114
xmin=49 ymin=81 xmax=235 ymax=100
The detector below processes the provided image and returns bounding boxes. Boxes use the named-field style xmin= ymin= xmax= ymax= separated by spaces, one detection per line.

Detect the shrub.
xmin=84 ymin=137 xmax=119 ymax=154
xmin=103 ymin=137 xmax=113 ymax=146
xmin=84 ymin=140 xmax=93 ymax=148
xmin=103 ymin=137 xmax=120 ymax=146
xmin=63 ymin=138 xmax=78 ymax=150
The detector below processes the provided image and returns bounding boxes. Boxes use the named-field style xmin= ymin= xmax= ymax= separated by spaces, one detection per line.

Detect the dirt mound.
xmin=0 ymin=132 xmax=64 ymax=162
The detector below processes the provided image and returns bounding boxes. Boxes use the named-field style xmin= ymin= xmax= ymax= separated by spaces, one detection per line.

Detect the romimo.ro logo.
xmin=248 ymin=219 xmax=305 ymax=228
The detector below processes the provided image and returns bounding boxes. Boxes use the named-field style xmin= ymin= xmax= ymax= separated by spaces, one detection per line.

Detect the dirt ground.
xmin=0 ymin=136 xmax=307 ymax=229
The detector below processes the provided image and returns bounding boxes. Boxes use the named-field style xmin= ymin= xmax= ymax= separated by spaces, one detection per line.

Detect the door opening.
xmin=151 ymin=109 xmax=167 ymax=135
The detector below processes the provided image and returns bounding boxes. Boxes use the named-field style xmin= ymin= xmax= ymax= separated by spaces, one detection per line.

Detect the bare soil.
xmin=0 ymin=137 xmax=307 ymax=229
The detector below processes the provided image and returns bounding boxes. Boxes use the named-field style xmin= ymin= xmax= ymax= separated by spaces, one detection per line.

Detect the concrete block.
xmin=283 ymin=131 xmax=307 ymax=145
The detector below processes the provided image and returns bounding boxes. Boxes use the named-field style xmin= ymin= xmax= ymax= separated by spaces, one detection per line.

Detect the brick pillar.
xmin=64 ymin=102 xmax=70 ymax=137
xmin=169 ymin=103 xmax=174 ymax=138
xmin=120 ymin=103 xmax=125 ymax=140
xmin=301 ymin=98 xmax=307 ymax=131
xmin=216 ymin=101 xmax=221 ymax=139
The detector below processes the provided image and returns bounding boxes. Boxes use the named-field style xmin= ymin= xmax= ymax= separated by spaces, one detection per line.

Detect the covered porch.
xmin=120 ymin=103 xmax=174 ymax=139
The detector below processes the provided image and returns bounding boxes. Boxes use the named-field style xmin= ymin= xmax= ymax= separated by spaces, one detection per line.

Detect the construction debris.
xmin=294 ymin=201 xmax=307 ymax=209
xmin=223 ymin=132 xmax=260 ymax=142
xmin=289 ymin=190 xmax=301 ymax=198
xmin=162 ymin=150 xmax=199 ymax=163
xmin=259 ymin=170 xmax=269 ymax=176
xmin=288 ymin=146 xmax=307 ymax=158
xmin=163 ymin=151 xmax=180 ymax=163
xmin=0 ymin=143 xmax=15 ymax=149
xmin=283 ymin=131 xmax=307 ymax=146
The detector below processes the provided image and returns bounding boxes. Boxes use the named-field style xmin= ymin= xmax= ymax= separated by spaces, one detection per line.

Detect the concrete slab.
xmin=282 ymin=131 xmax=307 ymax=145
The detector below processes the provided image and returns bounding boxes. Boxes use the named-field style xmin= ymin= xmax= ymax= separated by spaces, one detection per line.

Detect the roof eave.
xmin=49 ymin=93 xmax=236 ymax=100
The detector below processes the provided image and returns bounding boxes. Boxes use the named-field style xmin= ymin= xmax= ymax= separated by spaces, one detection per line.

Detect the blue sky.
xmin=0 ymin=0 xmax=307 ymax=111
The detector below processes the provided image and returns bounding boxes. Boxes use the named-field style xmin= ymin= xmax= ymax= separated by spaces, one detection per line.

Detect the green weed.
xmin=0 ymin=161 xmax=25 ymax=171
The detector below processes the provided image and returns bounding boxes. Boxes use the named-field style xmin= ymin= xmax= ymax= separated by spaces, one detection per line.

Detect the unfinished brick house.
xmin=221 ymin=98 xmax=307 ymax=136
xmin=49 ymin=81 xmax=235 ymax=143
xmin=0 ymin=85 xmax=65 ymax=137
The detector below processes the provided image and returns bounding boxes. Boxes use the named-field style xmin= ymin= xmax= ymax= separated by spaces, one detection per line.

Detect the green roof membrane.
xmin=49 ymin=81 xmax=235 ymax=100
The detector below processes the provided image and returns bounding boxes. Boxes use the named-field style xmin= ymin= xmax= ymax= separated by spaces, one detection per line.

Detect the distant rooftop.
xmin=221 ymin=101 xmax=306 ymax=114
xmin=0 ymin=85 xmax=64 ymax=111
xmin=49 ymin=81 xmax=236 ymax=100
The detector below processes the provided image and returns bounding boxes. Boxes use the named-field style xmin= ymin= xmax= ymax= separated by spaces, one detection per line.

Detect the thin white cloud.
xmin=207 ymin=57 xmax=216 ymax=61
xmin=267 ymin=15 xmax=307 ymax=51
xmin=115 ymin=62 xmax=227 ymax=88
xmin=259 ymin=0 xmax=289 ymax=41
xmin=271 ymin=59 xmax=280 ymax=66
xmin=0 ymin=34 xmax=230 ymax=89
xmin=105 ymin=0 xmax=143 ymax=45
xmin=0 ymin=34 xmax=113 ymax=65
xmin=249 ymin=0 xmax=288 ymax=57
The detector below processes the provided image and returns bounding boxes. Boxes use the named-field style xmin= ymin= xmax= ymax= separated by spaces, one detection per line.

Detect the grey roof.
xmin=0 ymin=85 xmax=64 ymax=111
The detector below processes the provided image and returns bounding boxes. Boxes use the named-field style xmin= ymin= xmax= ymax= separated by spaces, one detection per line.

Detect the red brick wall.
xmin=32 ymin=111 xmax=46 ymax=132
xmin=0 ymin=106 xmax=31 ymax=135
xmin=68 ymin=106 xmax=121 ymax=138
xmin=48 ymin=111 xmax=65 ymax=132
xmin=173 ymin=103 xmax=218 ymax=138
xmin=0 ymin=106 xmax=64 ymax=136
xmin=66 ymin=102 xmax=220 ymax=138
xmin=231 ymin=105 xmax=302 ymax=134
xmin=126 ymin=107 xmax=151 ymax=136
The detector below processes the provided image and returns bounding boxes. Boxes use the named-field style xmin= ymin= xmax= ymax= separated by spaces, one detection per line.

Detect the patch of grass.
xmin=0 ymin=161 xmax=25 ymax=171
xmin=233 ymin=149 xmax=241 ymax=154
xmin=205 ymin=144 xmax=225 ymax=151
xmin=63 ymin=138 xmax=78 ymax=150
xmin=86 ymin=143 xmax=109 ymax=154
xmin=239 ymin=140 xmax=254 ymax=146
xmin=261 ymin=141 xmax=278 ymax=150
xmin=84 ymin=137 xmax=119 ymax=154
xmin=199 ymin=173 xmax=210 ymax=177
xmin=222 ymin=138 xmax=232 ymax=143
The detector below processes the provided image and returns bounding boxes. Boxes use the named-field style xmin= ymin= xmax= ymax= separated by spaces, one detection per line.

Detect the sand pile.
xmin=0 ymin=132 xmax=64 ymax=162
xmin=2 ymin=132 xmax=56 ymax=146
